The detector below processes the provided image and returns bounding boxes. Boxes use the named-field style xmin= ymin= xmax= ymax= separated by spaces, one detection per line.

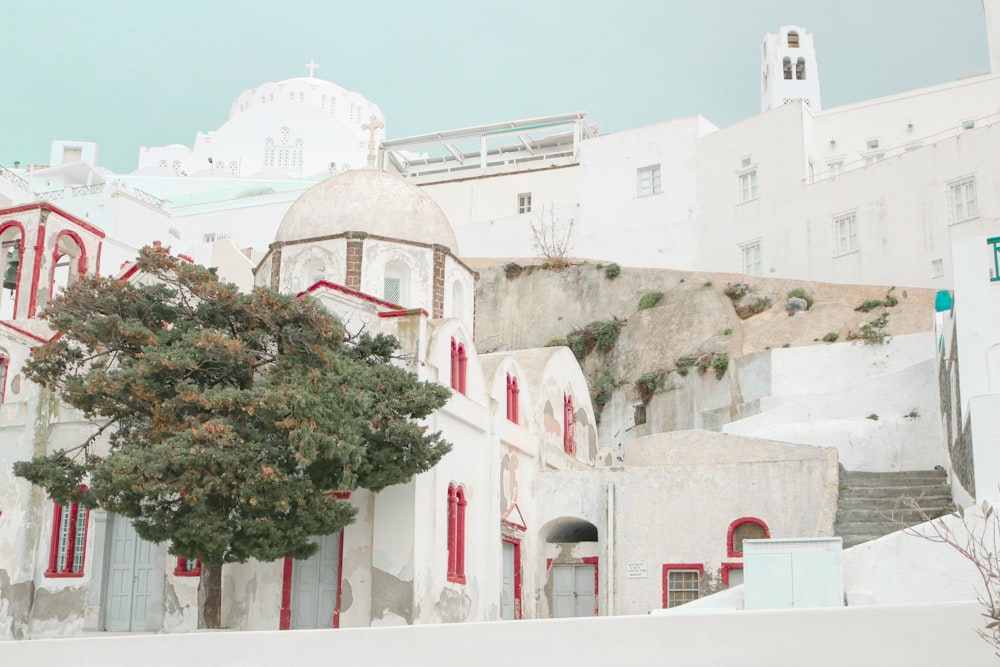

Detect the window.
xmin=787 ymin=31 xmax=799 ymax=48
xmin=517 ymin=193 xmax=532 ymax=214
xmin=828 ymin=161 xmax=843 ymax=177
xmin=174 ymin=557 xmax=201 ymax=577
xmin=447 ymin=483 xmax=467 ymax=584
xmin=662 ymin=564 xmax=704 ymax=608
xmin=931 ymin=258 xmax=944 ymax=279
xmin=963 ymin=119 xmax=976 ymax=130
xmin=948 ymin=176 xmax=978 ymax=223
xmin=795 ymin=57 xmax=806 ymax=80
xmin=563 ymin=394 xmax=576 ymax=454
xmin=384 ymin=260 xmax=409 ymax=306
xmin=0 ymin=353 xmax=8 ymax=403
xmin=727 ymin=517 xmax=770 ymax=557
xmin=866 ymin=139 xmax=880 ymax=150
xmin=782 ymin=57 xmax=792 ymax=80
xmin=633 ymin=403 xmax=646 ymax=426
xmin=506 ymin=373 xmax=520 ymax=424
xmin=637 ymin=165 xmax=661 ymax=197
xmin=740 ymin=240 xmax=762 ymax=276
xmin=383 ymin=276 xmax=401 ymax=304
xmin=47 ymin=497 xmax=89 ymax=577
xmin=450 ymin=337 xmax=467 ymax=394
xmin=833 ymin=211 xmax=858 ymax=256
xmin=738 ymin=169 xmax=758 ymax=203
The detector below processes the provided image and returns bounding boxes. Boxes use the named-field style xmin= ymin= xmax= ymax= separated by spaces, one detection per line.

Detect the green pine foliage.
xmin=15 ymin=246 xmax=452 ymax=569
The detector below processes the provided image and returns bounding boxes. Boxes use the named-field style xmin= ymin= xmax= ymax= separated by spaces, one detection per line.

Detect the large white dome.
xmin=274 ymin=169 xmax=459 ymax=252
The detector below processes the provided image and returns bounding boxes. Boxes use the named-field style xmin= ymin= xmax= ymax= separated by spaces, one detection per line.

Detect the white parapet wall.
xmin=0 ymin=601 xmax=992 ymax=666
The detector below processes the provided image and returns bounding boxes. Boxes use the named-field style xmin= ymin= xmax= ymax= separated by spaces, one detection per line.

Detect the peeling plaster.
xmin=29 ymin=587 xmax=85 ymax=636
xmin=434 ymin=587 xmax=471 ymax=623
xmin=161 ymin=580 xmax=189 ymax=632
xmin=370 ymin=567 xmax=413 ymax=624
xmin=340 ymin=579 xmax=353 ymax=612
xmin=0 ymin=569 xmax=34 ymax=640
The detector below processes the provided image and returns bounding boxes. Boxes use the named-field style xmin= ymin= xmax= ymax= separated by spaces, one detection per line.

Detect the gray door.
xmin=290 ymin=532 xmax=341 ymax=629
xmin=103 ymin=514 xmax=161 ymax=631
xmin=551 ymin=563 xmax=595 ymax=618
xmin=501 ymin=541 xmax=515 ymax=620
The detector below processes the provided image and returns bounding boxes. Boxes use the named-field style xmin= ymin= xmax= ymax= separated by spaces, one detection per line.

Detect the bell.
xmin=3 ymin=247 xmax=20 ymax=290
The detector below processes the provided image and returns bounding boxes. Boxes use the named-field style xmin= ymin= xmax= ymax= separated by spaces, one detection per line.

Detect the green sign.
xmin=990 ymin=236 xmax=1000 ymax=282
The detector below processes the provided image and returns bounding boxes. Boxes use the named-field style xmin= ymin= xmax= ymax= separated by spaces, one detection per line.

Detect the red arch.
xmin=727 ymin=516 xmax=770 ymax=558
xmin=47 ymin=229 xmax=88 ymax=307
xmin=0 ymin=220 xmax=26 ymax=318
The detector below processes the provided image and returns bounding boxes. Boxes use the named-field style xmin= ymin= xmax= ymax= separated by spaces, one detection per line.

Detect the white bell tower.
xmin=761 ymin=25 xmax=822 ymax=114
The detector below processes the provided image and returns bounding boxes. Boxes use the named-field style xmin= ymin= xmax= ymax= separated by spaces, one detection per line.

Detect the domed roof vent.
xmin=274 ymin=169 xmax=458 ymax=252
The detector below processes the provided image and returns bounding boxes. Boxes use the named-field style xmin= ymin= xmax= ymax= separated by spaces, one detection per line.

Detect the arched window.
xmin=506 ymin=373 xmax=520 ymax=424
xmin=787 ymin=31 xmax=799 ymax=48
xmin=782 ymin=57 xmax=792 ymax=80
xmin=450 ymin=337 xmax=468 ymax=394
xmin=302 ymin=257 xmax=326 ymax=287
xmin=47 ymin=493 xmax=89 ymax=577
xmin=796 ymin=57 xmax=806 ymax=81
xmin=447 ymin=483 xmax=467 ymax=584
xmin=727 ymin=517 xmax=770 ymax=557
xmin=451 ymin=280 xmax=465 ymax=319
xmin=49 ymin=231 xmax=86 ymax=304
xmin=563 ymin=394 xmax=576 ymax=455
xmin=383 ymin=260 xmax=409 ymax=306
xmin=0 ymin=222 xmax=25 ymax=320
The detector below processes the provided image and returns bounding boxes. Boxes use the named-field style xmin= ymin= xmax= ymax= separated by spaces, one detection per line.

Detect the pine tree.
xmin=14 ymin=246 xmax=451 ymax=627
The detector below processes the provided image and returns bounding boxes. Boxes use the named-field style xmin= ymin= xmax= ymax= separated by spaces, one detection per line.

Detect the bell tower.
xmin=761 ymin=25 xmax=822 ymax=114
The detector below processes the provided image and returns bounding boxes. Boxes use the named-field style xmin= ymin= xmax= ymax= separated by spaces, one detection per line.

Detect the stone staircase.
xmin=835 ymin=468 xmax=953 ymax=549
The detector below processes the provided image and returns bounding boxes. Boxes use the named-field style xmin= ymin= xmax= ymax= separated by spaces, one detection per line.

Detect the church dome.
xmin=274 ymin=169 xmax=459 ymax=252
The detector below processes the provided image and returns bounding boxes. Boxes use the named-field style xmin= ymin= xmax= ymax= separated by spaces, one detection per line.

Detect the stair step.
xmin=836 ymin=507 xmax=951 ymax=523
xmin=835 ymin=520 xmax=916 ymax=535
xmin=838 ymin=486 xmax=951 ymax=500
xmin=836 ymin=497 xmax=951 ymax=510
xmin=841 ymin=471 xmax=947 ymax=487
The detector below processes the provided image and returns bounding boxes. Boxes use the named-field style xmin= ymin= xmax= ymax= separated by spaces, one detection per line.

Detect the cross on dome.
xmin=305 ymin=59 xmax=320 ymax=78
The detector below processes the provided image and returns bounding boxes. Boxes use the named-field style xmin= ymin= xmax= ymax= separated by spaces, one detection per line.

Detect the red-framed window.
xmin=447 ymin=483 xmax=467 ymax=584
xmin=0 ymin=353 xmax=8 ymax=403
xmin=450 ymin=337 xmax=467 ymax=395
xmin=46 ymin=497 xmax=89 ymax=577
xmin=721 ymin=562 xmax=744 ymax=587
xmin=174 ymin=557 xmax=202 ymax=577
xmin=661 ymin=563 xmax=704 ymax=608
xmin=563 ymin=394 xmax=575 ymax=454
xmin=0 ymin=222 xmax=25 ymax=320
xmin=727 ymin=517 xmax=770 ymax=558
xmin=506 ymin=373 xmax=520 ymax=424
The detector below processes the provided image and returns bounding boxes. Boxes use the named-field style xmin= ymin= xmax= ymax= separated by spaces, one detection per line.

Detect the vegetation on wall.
xmin=855 ymin=287 xmax=899 ymax=313
xmin=724 ymin=282 xmax=772 ymax=320
xmin=849 ymin=310 xmax=892 ymax=345
xmin=547 ymin=318 xmax=626 ymax=361
xmin=604 ymin=263 xmax=621 ymax=280
xmin=786 ymin=288 xmax=814 ymax=310
xmin=638 ymin=291 xmax=664 ymax=310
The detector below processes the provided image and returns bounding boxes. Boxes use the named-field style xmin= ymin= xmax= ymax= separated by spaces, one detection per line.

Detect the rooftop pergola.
xmin=380 ymin=113 xmax=595 ymax=180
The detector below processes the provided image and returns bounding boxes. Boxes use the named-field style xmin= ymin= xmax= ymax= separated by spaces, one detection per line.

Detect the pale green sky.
xmin=0 ymin=0 xmax=990 ymax=173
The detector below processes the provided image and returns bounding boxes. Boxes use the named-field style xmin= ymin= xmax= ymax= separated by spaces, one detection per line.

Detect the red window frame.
xmin=506 ymin=373 xmax=519 ymax=424
xmin=450 ymin=337 xmax=468 ymax=395
xmin=727 ymin=517 xmax=770 ymax=558
xmin=0 ymin=354 xmax=8 ymax=403
xmin=174 ymin=556 xmax=202 ymax=577
xmin=721 ymin=562 xmax=743 ymax=586
xmin=46 ymin=496 xmax=90 ymax=577
xmin=447 ymin=483 xmax=467 ymax=584
xmin=661 ymin=563 xmax=704 ymax=609
xmin=0 ymin=222 xmax=25 ymax=319
xmin=563 ymin=394 xmax=576 ymax=454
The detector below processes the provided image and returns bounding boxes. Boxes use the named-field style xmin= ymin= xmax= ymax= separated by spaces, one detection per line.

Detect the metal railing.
xmin=130 ymin=187 xmax=165 ymax=209
xmin=34 ymin=189 xmax=64 ymax=202
xmin=0 ymin=165 xmax=29 ymax=191
xmin=71 ymin=183 xmax=105 ymax=197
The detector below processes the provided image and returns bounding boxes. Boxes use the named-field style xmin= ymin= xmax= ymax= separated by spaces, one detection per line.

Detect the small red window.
xmin=174 ymin=557 xmax=202 ymax=577
xmin=506 ymin=373 xmax=520 ymax=424
xmin=563 ymin=394 xmax=575 ymax=455
xmin=447 ymin=483 xmax=467 ymax=584
xmin=450 ymin=337 xmax=467 ymax=395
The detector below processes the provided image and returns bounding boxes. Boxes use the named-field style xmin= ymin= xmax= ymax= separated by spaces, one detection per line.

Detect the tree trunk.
xmin=198 ymin=564 xmax=223 ymax=629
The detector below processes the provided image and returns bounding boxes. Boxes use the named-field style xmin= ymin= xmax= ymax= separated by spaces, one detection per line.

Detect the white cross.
xmin=305 ymin=59 xmax=319 ymax=78
xmin=361 ymin=114 xmax=385 ymax=167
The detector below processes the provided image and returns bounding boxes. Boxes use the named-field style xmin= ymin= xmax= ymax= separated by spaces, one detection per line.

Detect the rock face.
xmin=786 ymin=296 xmax=809 ymax=314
